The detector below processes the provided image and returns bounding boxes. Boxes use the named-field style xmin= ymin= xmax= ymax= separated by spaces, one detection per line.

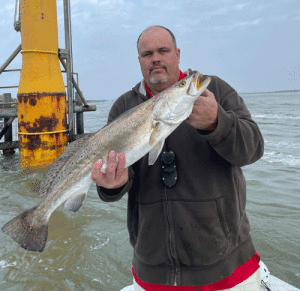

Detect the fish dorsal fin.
xmin=39 ymin=133 xmax=94 ymax=197
xmin=148 ymin=139 xmax=165 ymax=165
xmin=64 ymin=193 xmax=87 ymax=212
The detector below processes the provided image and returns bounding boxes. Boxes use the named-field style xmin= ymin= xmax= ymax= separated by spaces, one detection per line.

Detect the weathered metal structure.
xmin=0 ymin=0 xmax=96 ymax=167
xmin=17 ymin=0 xmax=68 ymax=168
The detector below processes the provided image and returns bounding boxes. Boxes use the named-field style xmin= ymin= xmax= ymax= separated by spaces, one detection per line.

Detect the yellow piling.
xmin=18 ymin=0 xmax=68 ymax=168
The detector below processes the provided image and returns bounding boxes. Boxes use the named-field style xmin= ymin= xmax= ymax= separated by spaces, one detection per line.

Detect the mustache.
xmin=150 ymin=64 xmax=167 ymax=73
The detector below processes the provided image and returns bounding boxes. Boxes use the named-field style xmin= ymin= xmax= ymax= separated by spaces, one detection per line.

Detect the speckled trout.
xmin=2 ymin=72 xmax=211 ymax=252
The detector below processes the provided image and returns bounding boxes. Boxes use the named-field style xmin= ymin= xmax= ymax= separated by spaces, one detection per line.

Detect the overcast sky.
xmin=0 ymin=0 xmax=299 ymax=100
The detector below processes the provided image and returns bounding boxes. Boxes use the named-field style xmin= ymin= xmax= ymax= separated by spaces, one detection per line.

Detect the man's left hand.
xmin=185 ymin=89 xmax=218 ymax=131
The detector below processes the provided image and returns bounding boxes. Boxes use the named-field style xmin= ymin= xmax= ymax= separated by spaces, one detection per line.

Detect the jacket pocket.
xmin=134 ymin=203 xmax=170 ymax=265
xmin=173 ymin=199 xmax=230 ymax=267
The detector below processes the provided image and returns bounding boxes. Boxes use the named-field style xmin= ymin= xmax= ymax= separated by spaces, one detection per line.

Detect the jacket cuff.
xmin=98 ymin=184 xmax=126 ymax=195
xmin=198 ymin=104 xmax=234 ymax=145
xmin=97 ymin=183 xmax=127 ymax=202
xmin=97 ymin=167 xmax=134 ymax=202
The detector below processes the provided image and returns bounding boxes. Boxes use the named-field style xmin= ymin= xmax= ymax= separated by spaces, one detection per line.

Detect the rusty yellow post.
xmin=18 ymin=0 xmax=68 ymax=168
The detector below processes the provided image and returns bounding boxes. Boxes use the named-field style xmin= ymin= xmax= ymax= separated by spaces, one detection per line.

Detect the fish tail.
xmin=1 ymin=206 xmax=48 ymax=252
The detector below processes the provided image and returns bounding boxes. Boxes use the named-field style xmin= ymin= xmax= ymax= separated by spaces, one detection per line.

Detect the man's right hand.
xmin=91 ymin=150 xmax=128 ymax=189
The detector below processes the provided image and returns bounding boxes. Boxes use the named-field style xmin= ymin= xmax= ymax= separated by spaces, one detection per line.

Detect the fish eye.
xmin=179 ymin=81 xmax=186 ymax=87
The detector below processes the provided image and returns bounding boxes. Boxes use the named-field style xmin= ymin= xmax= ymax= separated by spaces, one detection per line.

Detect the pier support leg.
xmin=75 ymin=92 xmax=84 ymax=135
xmin=3 ymin=93 xmax=15 ymax=156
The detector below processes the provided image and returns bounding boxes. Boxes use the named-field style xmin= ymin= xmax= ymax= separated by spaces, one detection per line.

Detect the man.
xmin=91 ymin=26 xmax=264 ymax=290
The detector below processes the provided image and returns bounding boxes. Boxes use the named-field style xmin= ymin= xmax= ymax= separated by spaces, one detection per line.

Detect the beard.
xmin=150 ymin=72 xmax=169 ymax=84
xmin=150 ymin=75 xmax=169 ymax=84
xmin=149 ymin=65 xmax=169 ymax=84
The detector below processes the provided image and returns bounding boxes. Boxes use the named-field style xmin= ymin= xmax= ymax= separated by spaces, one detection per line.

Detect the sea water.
xmin=0 ymin=92 xmax=299 ymax=290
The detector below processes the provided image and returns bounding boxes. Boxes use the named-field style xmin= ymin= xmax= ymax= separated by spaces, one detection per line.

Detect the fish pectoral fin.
xmin=148 ymin=139 xmax=165 ymax=165
xmin=149 ymin=120 xmax=161 ymax=146
xmin=64 ymin=193 xmax=87 ymax=212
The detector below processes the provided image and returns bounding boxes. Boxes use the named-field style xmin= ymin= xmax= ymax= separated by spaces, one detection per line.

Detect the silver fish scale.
xmin=40 ymin=74 xmax=202 ymax=199
xmin=41 ymin=99 xmax=155 ymax=199
xmin=39 ymin=133 xmax=94 ymax=197
xmin=89 ymin=98 xmax=156 ymax=160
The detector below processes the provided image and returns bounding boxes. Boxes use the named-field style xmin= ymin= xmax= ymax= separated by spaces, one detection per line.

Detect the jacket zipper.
xmin=164 ymin=187 xmax=179 ymax=285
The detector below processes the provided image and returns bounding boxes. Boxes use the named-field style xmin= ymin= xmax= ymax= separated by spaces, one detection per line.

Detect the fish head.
xmin=153 ymin=72 xmax=211 ymax=124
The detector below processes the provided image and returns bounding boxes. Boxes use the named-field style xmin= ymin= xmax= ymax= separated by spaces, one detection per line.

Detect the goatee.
xmin=150 ymin=75 xmax=169 ymax=84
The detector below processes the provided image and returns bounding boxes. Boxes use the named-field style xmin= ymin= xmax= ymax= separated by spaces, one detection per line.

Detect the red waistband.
xmin=133 ymin=253 xmax=260 ymax=290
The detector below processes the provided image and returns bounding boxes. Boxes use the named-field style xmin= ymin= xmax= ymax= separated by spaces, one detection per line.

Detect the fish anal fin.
xmin=1 ymin=206 xmax=48 ymax=253
xmin=64 ymin=193 xmax=87 ymax=212
xmin=148 ymin=139 xmax=165 ymax=165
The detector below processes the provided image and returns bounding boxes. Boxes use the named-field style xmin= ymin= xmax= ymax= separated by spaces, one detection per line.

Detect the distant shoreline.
xmin=86 ymin=89 xmax=300 ymax=102
xmin=240 ymin=89 xmax=300 ymax=94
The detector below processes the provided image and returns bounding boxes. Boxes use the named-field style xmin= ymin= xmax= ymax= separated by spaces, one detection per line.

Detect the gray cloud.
xmin=215 ymin=18 xmax=262 ymax=30
xmin=0 ymin=0 xmax=299 ymax=99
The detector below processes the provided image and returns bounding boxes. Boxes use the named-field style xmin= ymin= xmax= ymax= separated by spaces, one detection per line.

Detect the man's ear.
xmin=177 ymin=48 xmax=181 ymax=64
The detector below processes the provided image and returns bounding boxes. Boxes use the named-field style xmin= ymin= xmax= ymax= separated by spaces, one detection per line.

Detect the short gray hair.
xmin=137 ymin=25 xmax=177 ymax=53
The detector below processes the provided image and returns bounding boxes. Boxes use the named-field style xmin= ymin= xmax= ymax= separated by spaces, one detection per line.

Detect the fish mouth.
xmin=198 ymin=76 xmax=211 ymax=90
xmin=197 ymin=74 xmax=202 ymax=90
xmin=188 ymin=73 xmax=211 ymax=95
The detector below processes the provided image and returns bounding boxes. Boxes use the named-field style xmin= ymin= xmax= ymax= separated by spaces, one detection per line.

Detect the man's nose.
xmin=152 ymin=60 xmax=161 ymax=66
xmin=151 ymin=51 xmax=162 ymax=63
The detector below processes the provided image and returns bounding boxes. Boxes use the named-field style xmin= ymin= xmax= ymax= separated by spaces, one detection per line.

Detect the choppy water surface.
xmin=0 ymin=93 xmax=299 ymax=290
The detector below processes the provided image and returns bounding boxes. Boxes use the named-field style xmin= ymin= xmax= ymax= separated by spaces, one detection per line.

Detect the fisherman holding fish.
xmin=91 ymin=26 xmax=264 ymax=290
xmin=1 ymin=25 xmax=264 ymax=290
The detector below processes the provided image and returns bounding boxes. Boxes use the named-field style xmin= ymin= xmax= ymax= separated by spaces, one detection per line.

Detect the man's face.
xmin=138 ymin=27 xmax=180 ymax=89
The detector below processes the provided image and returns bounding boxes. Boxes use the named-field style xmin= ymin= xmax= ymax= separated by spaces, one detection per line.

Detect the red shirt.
xmin=133 ymin=253 xmax=260 ymax=290
xmin=141 ymin=70 xmax=260 ymax=290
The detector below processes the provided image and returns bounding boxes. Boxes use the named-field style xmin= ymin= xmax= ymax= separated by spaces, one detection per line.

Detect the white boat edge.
xmin=120 ymin=261 xmax=300 ymax=291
